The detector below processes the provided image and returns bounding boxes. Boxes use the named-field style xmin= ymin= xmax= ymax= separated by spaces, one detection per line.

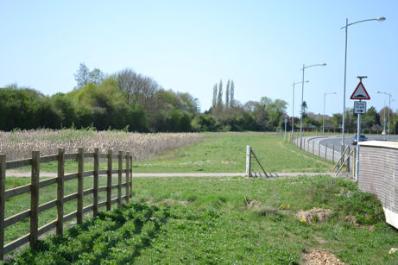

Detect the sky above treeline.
xmin=0 ymin=0 xmax=397 ymax=115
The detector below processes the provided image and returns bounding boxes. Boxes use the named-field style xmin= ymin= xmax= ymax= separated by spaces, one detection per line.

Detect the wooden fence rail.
xmin=0 ymin=148 xmax=133 ymax=260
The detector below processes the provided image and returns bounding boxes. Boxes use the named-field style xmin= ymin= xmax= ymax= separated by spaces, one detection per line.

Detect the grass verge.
xmin=10 ymin=132 xmax=332 ymax=174
xmin=133 ymin=132 xmax=333 ymax=173
xmin=5 ymin=176 xmax=398 ymax=265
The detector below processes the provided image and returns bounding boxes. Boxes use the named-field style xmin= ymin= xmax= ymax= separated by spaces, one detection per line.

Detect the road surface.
xmin=319 ymin=134 xmax=398 ymax=148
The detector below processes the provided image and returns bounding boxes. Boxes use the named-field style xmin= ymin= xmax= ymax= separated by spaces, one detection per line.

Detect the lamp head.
xmin=378 ymin=17 xmax=386 ymax=22
xmin=322 ymin=63 xmax=327 ymax=66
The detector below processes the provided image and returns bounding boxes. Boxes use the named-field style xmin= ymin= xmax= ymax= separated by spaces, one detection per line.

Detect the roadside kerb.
xmin=292 ymin=136 xmax=341 ymax=163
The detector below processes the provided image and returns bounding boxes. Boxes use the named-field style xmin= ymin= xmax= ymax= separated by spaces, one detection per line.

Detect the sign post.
xmin=350 ymin=76 xmax=370 ymax=181
xmin=284 ymin=117 xmax=288 ymax=141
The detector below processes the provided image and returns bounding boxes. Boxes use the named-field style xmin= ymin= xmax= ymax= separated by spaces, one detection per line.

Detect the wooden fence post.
xmin=130 ymin=155 xmax=133 ymax=199
xmin=312 ymin=142 xmax=315 ymax=154
xmin=125 ymin=152 xmax=130 ymax=202
xmin=77 ymin=148 xmax=84 ymax=224
xmin=332 ymin=145 xmax=335 ymax=162
xmin=56 ymin=148 xmax=64 ymax=236
xmin=107 ymin=150 xmax=112 ymax=211
xmin=245 ymin=145 xmax=251 ymax=177
xmin=0 ymin=154 xmax=6 ymax=260
xmin=93 ymin=148 xmax=99 ymax=217
xmin=30 ymin=151 xmax=40 ymax=249
xmin=117 ymin=151 xmax=123 ymax=207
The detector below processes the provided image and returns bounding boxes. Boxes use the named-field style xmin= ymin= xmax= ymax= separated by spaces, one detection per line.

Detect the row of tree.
xmin=294 ymin=104 xmax=398 ymax=134
xmin=0 ymin=65 xmax=198 ymax=132
xmin=0 ymin=64 xmax=396 ymax=133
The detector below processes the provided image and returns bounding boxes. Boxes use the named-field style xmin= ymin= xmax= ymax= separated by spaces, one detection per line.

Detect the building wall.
xmin=359 ymin=141 xmax=398 ymax=228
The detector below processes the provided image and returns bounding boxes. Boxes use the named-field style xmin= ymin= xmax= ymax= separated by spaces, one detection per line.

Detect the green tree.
xmin=260 ymin=97 xmax=287 ymax=129
xmin=89 ymin=68 xmax=105 ymax=85
xmin=225 ymin=80 xmax=230 ymax=108
xmin=74 ymin=63 xmax=90 ymax=88
xmin=217 ymin=80 xmax=223 ymax=108
xmin=331 ymin=113 xmax=342 ymax=131
xmin=51 ymin=93 xmax=77 ymax=128
xmin=230 ymin=80 xmax=235 ymax=107
xmin=212 ymin=84 xmax=217 ymax=108
xmin=362 ymin=106 xmax=380 ymax=133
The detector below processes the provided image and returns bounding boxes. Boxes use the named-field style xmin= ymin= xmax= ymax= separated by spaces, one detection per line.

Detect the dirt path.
xmin=133 ymin=172 xmax=334 ymax=178
xmin=6 ymin=171 xmax=334 ymax=178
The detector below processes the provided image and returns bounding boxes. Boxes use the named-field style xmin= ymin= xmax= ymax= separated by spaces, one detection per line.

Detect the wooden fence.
xmin=0 ymin=148 xmax=133 ymax=260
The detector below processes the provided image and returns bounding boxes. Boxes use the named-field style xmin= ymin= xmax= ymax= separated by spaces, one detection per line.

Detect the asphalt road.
xmin=319 ymin=134 xmax=398 ymax=147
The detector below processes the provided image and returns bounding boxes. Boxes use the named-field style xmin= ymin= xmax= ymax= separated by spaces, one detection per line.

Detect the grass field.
xmin=6 ymin=176 xmax=398 ymax=265
xmin=2 ymin=132 xmax=332 ymax=246
xmin=4 ymin=132 xmax=392 ymax=264
xmin=8 ymin=132 xmax=332 ymax=174
xmin=133 ymin=132 xmax=333 ymax=173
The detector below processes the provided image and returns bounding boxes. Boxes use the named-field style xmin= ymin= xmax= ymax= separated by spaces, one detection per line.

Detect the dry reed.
xmin=0 ymin=129 xmax=202 ymax=161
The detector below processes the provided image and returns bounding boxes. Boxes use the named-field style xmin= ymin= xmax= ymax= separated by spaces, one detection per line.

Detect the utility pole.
xmin=323 ymin=92 xmax=336 ymax=134
xmin=340 ymin=17 xmax=386 ymax=149
xmin=377 ymin=91 xmax=392 ymax=139
xmin=299 ymin=63 xmax=326 ymax=148
xmin=284 ymin=117 xmax=288 ymax=141
xmin=292 ymin=80 xmax=308 ymax=135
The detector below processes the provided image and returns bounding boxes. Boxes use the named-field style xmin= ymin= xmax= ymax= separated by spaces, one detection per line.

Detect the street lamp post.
xmin=299 ymin=63 xmax=327 ymax=148
xmin=284 ymin=116 xmax=288 ymax=140
xmin=323 ymin=92 xmax=337 ymax=134
xmin=340 ymin=16 xmax=386 ymax=147
xmin=292 ymin=80 xmax=309 ymax=134
xmin=377 ymin=91 xmax=392 ymax=137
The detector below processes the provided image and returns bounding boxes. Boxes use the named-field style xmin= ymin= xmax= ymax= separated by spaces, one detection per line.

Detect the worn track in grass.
xmin=6 ymin=171 xmax=334 ymax=178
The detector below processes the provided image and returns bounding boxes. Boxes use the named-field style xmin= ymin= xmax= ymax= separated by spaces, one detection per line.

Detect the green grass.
xmin=6 ymin=176 xmax=398 ymax=265
xmin=11 ymin=132 xmax=332 ymax=174
xmin=134 ymin=132 xmax=333 ymax=173
xmin=16 ymin=159 xmax=119 ymax=174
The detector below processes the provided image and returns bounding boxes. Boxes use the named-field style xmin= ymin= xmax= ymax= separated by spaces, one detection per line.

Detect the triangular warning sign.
xmin=350 ymin=81 xmax=370 ymax=100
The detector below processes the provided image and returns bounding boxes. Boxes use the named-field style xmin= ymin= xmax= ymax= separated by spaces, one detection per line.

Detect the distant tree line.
xmin=191 ymin=79 xmax=288 ymax=131
xmin=1 ymin=65 xmax=397 ymax=133
xmin=0 ymin=64 xmax=198 ymax=132
xmin=293 ymin=103 xmax=398 ymax=134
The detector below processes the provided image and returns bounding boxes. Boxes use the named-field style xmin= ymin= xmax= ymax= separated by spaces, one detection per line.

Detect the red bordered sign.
xmin=350 ymin=81 xmax=370 ymax=100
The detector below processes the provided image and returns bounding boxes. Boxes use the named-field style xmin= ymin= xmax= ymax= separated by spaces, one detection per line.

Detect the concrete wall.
xmin=359 ymin=141 xmax=398 ymax=228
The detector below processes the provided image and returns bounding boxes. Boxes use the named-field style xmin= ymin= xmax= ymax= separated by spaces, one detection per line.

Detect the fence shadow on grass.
xmin=6 ymin=202 xmax=170 ymax=264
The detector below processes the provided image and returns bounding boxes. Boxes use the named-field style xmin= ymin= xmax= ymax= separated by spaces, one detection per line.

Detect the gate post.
xmin=30 ymin=151 xmax=40 ymax=249
xmin=245 ymin=145 xmax=251 ymax=177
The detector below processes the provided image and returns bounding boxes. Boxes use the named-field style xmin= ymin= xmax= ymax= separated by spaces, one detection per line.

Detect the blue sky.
xmin=0 ymin=0 xmax=397 ymax=115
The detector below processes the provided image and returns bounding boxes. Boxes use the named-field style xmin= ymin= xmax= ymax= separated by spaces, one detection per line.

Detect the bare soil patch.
xmin=302 ymin=250 xmax=345 ymax=265
xmin=296 ymin=208 xmax=332 ymax=224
